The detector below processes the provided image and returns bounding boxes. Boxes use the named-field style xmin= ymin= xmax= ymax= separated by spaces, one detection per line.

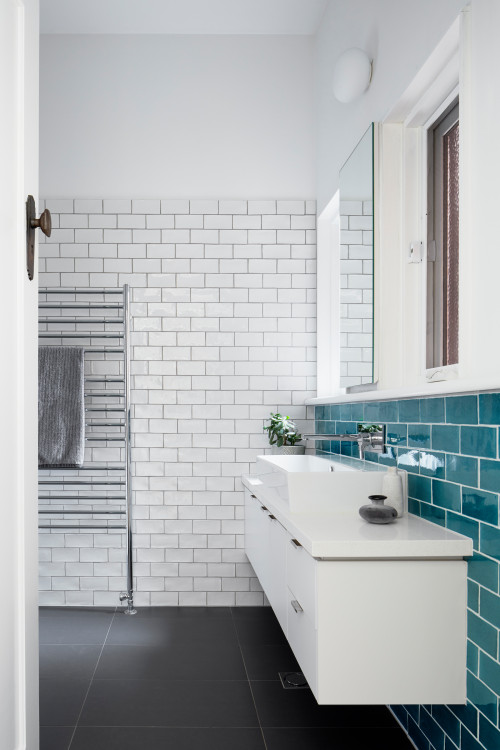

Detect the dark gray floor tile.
xmin=39 ymin=645 xmax=101 ymax=679
xmin=71 ymin=727 xmax=265 ymax=750
xmin=39 ymin=608 xmax=115 ymax=645
xmin=106 ymin=613 xmax=238 ymax=647
xmin=233 ymin=615 xmax=287 ymax=646
xmin=95 ymin=640 xmax=246 ymax=680
xmin=38 ymin=607 xmax=414 ymax=750
xmin=39 ymin=726 xmax=74 ymax=750
xmin=80 ymin=679 xmax=259 ymax=727
xmin=122 ymin=606 xmax=232 ymax=619
xmin=251 ymin=681 xmax=399 ymax=728
xmin=263 ymin=727 xmax=415 ymax=749
xmin=39 ymin=679 xmax=90 ymax=726
xmin=241 ymin=643 xmax=300 ymax=681
xmin=231 ymin=606 xmax=274 ymax=619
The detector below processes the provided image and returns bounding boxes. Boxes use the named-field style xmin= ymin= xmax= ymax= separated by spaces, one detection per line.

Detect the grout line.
xmin=229 ymin=607 xmax=268 ymax=750
xmin=67 ymin=606 xmax=118 ymax=750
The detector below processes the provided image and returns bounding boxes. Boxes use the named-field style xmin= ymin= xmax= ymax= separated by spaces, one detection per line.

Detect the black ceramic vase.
xmin=359 ymin=494 xmax=397 ymax=524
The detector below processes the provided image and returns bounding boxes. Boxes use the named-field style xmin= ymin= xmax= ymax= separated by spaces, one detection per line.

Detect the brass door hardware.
xmin=26 ymin=195 xmax=51 ymax=280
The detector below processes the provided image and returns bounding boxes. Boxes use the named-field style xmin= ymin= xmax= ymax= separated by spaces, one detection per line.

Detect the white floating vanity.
xmin=243 ymin=454 xmax=473 ymax=706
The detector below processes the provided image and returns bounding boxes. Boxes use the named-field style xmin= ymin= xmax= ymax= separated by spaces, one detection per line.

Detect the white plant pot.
xmin=271 ymin=445 xmax=306 ymax=455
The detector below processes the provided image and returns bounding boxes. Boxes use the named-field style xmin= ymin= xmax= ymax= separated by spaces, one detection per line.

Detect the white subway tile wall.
xmin=339 ymin=200 xmax=373 ymax=388
xmin=38 ymin=198 xmax=317 ymax=606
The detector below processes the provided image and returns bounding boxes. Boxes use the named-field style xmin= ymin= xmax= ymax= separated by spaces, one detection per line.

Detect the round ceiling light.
xmin=332 ymin=48 xmax=373 ymax=103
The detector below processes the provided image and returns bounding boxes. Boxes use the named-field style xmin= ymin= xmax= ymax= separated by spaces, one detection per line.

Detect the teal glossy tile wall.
xmin=315 ymin=394 xmax=500 ymax=750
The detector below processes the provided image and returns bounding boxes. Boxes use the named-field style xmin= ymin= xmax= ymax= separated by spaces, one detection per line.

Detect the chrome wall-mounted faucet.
xmin=303 ymin=424 xmax=385 ymax=461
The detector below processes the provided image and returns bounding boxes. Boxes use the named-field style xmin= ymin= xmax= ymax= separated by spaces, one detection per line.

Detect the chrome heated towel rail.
xmin=38 ymin=286 xmax=136 ymax=614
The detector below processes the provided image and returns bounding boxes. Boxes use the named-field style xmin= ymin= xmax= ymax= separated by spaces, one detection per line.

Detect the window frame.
xmin=426 ymin=98 xmax=460 ymax=372
xmin=421 ymin=88 xmax=460 ymax=383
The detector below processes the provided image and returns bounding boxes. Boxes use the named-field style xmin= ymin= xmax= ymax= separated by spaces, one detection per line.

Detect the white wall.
xmin=315 ymin=0 xmax=465 ymax=213
xmin=38 ymin=28 xmax=318 ymax=606
xmin=38 ymin=196 xmax=316 ymax=605
xmin=463 ymin=0 xmax=500 ymax=381
xmin=340 ymin=126 xmax=372 ymax=200
xmin=40 ymin=34 xmax=315 ymax=199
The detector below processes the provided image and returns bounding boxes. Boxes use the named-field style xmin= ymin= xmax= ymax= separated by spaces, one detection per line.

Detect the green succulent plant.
xmin=358 ymin=422 xmax=383 ymax=433
xmin=263 ymin=412 xmax=302 ymax=447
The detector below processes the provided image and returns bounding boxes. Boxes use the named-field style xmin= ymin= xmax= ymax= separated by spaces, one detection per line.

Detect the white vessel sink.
xmin=258 ymin=454 xmax=356 ymax=473
xmin=253 ymin=454 xmax=388 ymax=513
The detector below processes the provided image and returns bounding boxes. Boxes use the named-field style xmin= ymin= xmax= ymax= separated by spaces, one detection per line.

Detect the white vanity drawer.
xmin=244 ymin=489 xmax=271 ymax=587
xmin=286 ymin=587 xmax=317 ymax=694
xmin=268 ymin=516 xmax=289 ymax=634
xmin=286 ymin=537 xmax=317 ymax=624
xmin=244 ymin=488 xmax=288 ymax=636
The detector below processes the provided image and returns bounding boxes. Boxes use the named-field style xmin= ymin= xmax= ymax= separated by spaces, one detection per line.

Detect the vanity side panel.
xmin=316 ymin=559 xmax=467 ymax=705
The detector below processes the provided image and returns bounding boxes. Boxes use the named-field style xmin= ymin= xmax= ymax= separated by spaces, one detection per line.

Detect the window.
xmin=426 ymin=100 xmax=459 ymax=370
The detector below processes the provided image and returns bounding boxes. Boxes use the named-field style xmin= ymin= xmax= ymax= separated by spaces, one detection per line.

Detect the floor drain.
xmin=279 ymin=671 xmax=309 ymax=689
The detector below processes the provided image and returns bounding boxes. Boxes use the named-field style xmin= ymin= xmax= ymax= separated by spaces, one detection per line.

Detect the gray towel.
xmin=38 ymin=346 xmax=85 ymax=468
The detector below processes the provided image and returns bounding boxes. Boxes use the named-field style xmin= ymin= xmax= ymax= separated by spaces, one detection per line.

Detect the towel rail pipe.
xmin=85 ymin=377 xmax=125 ymax=382
xmin=84 ymin=393 xmax=124 ymax=398
xmin=39 ymin=288 xmax=124 ymax=294
xmin=38 ymin=524 xmax=127 ymax=530
xmin=39 ymin=464 xmax=125 ymax=471
xmin=85 ymin=437 xmax=125 ymax=442
xmin=83 ymin=348 xmax=124 ymax=353
xmin=122 ymin=284 xmax=136 ymax=614
xmin=38 ymin=495 xmax=126 ymax=501
xmin=38 ymin=331 xmax=123 ymax=339
xmin=38 ymin=479 xmax=125 ymax=486
xmin=38 ymin=315 xmax=123 ymax=326
xmin=38 ymin=508 xmax=125 ymax=516
xmin=39 ymin=303 xmax=124 ymax=309
xmin=85 ymin=407 xmax=125 ymax=413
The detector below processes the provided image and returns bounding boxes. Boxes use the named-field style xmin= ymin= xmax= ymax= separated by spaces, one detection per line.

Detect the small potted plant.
xmin=263 ymin=413 xmax=305 ymax=455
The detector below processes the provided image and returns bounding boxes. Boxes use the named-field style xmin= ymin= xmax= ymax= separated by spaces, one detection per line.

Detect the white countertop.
xmin=242 ymin=474 xmax=473 ymax=560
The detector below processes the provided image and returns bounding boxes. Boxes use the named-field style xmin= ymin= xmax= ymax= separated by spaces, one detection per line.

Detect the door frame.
xmin=0 ymin=1 xmax=40 ymax=748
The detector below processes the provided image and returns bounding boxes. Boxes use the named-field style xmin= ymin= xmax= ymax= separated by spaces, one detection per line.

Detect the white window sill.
xmin=306 ymin=377 xmax=500 ymax=406
xmin=425 ymin=364 xmax=459 ymax=382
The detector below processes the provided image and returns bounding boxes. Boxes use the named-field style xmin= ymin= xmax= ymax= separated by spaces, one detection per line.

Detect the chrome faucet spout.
xmin=303 ymin=433 xmax=366 ymax=441
xmin=302 ymin=426 xmax=385 ymax=461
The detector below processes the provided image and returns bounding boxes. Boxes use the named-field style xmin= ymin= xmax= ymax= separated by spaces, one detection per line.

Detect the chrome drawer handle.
xmin=290 ymin=538 xmax=302 ymax=548
xmin=291 ymin=600 xmax=303 ymax=614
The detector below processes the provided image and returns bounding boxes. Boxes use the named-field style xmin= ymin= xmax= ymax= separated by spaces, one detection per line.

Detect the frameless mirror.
xmin=339 ymin=124 xmax=374 ymax=389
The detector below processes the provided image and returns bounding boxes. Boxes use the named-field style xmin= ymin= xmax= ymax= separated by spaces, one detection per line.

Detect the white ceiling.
xmin=40 ymin=0 xmax=329 ymax=35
